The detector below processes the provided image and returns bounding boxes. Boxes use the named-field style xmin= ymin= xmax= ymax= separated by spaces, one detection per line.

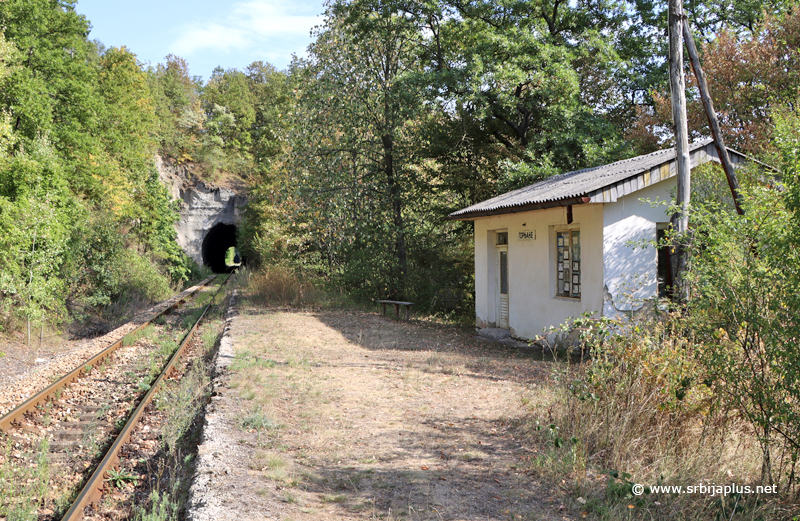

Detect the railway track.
xmin=0 ymin=274 xmax=232 ymax=520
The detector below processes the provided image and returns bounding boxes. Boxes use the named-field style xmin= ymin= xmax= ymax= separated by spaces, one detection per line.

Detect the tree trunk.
xmin=682 ymin=23 xmax=744 ymax=216
xmin=668 ymin=0 xmax=692 ymax=303
xmin=382 ymin=134 xmax=407 ymax=297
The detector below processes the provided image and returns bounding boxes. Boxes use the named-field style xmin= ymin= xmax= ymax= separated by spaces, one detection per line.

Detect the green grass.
xmin=123 ymin=324 xmax=156 ymax=347
xmin=201 ymin=326 xmax=219 ymax=351
xmin=181 ymin=310 xmax=204 ymax=331
xmin=156 ymin=358 xmax=211 ymax=454
xmin=0 ymin=438 xmax=50 ymax=519
xmin=230 ymin=351 xmax=278 ymax=371
xmin=133 ymin=488 xmax=180 ymax=521
xmin=238 ymin=408 xmax=279 ymax=431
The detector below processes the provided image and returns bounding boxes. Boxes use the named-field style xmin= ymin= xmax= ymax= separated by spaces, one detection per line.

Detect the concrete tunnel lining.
xmin=202 ymin=223 xmax=239 ymax=273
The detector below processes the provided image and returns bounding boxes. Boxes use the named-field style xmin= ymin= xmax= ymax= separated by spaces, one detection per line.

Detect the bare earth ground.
xmin=188 ymin=304 xmax=574 ymax=521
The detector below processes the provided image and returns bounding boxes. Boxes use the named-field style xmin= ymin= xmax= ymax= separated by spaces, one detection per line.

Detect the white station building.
xmin=449 ymin=138 xmax=753 ymax=340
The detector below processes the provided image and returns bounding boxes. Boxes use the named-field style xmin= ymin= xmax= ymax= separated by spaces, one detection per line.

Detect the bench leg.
xmin=394 ymin=303 xmax=400 ymax=318
xmin=381 ymin=303 xmax=387 ymax=316
xmin=405 ymin=305 xmax=409 ymax=321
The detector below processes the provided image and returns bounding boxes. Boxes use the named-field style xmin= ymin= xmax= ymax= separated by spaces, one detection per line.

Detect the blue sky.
xmin=75 ymin=0 xmax=326 ymax=80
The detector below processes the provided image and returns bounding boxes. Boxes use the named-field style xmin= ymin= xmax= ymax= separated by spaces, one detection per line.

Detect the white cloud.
xmin=171 ymin=0 xmax=320 ymax=57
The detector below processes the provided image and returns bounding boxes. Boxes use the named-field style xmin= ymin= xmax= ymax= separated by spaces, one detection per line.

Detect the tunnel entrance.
xmin=202 ymin=223 xmax=239 ymax=273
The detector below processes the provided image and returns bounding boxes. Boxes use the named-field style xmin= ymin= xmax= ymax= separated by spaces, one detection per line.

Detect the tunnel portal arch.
xmin=202 ymin=223 xmax=239 ymax=273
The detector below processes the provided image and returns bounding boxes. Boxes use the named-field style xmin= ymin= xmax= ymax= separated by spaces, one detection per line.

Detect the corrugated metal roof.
xmin=449 ymin=138 xmax=740 ymax=219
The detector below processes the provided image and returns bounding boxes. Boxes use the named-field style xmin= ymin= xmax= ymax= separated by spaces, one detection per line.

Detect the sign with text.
xmin=517 ymin=230 xmax=536 ymax=241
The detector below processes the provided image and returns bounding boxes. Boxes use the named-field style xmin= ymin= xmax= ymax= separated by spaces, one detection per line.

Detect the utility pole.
xmin=668 ymin=0 xmax=691 ymax=301
xmin=683 ymin=23 xmax=744 ymax=216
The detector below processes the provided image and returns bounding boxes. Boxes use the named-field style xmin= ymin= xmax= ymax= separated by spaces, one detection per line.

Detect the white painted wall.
xmin=473 ymin=203 xmax=605 ymax=340
xmin=602 ymin=179 xmax=674 ymax=317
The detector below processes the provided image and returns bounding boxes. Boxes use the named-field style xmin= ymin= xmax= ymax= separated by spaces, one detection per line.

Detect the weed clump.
xmin=0 ymin=438 xmax=50 ymax=519
xmin=156 ymin=359 xmax=211 ymax=455
xmin=235 ymin=266 xmax=325 ymax=308
xmin=532 ymin=312 xmax=793 ymax=519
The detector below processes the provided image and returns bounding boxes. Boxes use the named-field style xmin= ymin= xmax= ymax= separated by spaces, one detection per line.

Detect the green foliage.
xmin=496 ymin=153 xmax=562 ymax=194
xmin=133 ymin=170 xmax=192 ymax=284
xmin=223 ymin=246 xmax=238 ymax=267
xmin=148 ymin=54 xmax=204 ymax=162
xmin=0 ymin=3 xmax=199 ymax=333
xmin=774 ymin=97 xmax=800 ymax=219
xmin=0 ymin=173 xmax=72 ymax=331
xmin=105 ymin=467 xmax=140 ymax=489
xmin=544 ymin=110 xmax=800 ymax=509
xmin=120 ymin=250 xmax=174 ymax=302
xmin=134 ymin=488 xmax=180 ymax=521
xmin=276 ymin=0 xmax=475 ymax=308
xmin=63 ymin=213 xmax=124 ymax=307
xmin=684 ymin=109 xmax=800 ymax=484
xmin=148 ymin=55 xmax=289 ymax=181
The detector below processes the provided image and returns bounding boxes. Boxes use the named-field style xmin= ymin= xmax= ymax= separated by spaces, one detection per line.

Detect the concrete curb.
xmin=185 ymin=290 xmax=241 ymax=521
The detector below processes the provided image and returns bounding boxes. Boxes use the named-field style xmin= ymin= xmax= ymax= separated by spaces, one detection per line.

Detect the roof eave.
xmin=447 ymin=196 xmax=592 ymax=221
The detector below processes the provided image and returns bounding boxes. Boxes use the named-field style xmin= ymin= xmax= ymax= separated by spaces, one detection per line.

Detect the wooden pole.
xmin=683 ymin=23 xmax=744 ymax=215
xmin=668 ymin=0 xmax=691 ymax=301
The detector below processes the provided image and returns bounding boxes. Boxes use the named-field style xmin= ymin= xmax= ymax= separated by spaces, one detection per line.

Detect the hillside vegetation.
xmin=0 ymin=1 xmax=288 ymax=338
xmin=3 ymin=0 xmax=799 ymax=330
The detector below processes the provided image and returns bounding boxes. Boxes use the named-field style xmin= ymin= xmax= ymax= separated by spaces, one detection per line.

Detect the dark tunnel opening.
xmin=202 ymin=223 xmax=240 ymax=273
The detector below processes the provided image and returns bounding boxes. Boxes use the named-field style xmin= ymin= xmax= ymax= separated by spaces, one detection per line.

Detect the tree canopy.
xmin=1 ymin=0 xmax=799 ymax=329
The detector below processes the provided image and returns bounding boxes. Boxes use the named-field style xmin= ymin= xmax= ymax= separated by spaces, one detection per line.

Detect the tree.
xmin=203 ymin=68 xmax=256 ymax=151
xmin=245 ymin=61 xmax=291 ymax=176
xmin=288 ymin=0 xmax=428 ymax=297
xmin=406 ymin=0 xmax=645 ymax=196
xmin=149 ymin=54 xmax=204 ymax=162
xmin=631 ymin=5 xmax=800 ymax=158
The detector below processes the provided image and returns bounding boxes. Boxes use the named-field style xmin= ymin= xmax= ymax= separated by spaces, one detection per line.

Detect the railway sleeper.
xmin=51 ymin=402 xmax=104 ymax=413
xmin=50 ymin=429 xmax=93 ymax=441
xmin=47 ymin=452 xmax=72 ymax=466
xmin=56 ymin=421 xmax=112 ymax=430
xmin=47 ymin=439 xmax=105 ymax=452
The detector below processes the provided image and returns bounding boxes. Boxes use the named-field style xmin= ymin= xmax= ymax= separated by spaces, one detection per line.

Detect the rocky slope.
xmin=156 ymin=156 xmax=247 ymax=271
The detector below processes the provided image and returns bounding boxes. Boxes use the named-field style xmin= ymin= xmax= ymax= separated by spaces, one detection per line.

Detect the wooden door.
xmin=496 ymin=245 xmax=509 ymax=329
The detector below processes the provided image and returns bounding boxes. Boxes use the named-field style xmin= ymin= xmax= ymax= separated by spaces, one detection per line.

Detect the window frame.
xmin=555 ymin=227 xmax=581 ymax=300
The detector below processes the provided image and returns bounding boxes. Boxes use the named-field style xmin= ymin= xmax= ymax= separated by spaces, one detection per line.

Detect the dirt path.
xmin=188 ymin=307 xmax=572 ymax=521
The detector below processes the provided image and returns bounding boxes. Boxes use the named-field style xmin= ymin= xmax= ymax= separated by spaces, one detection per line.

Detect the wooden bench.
xmin=376 ymin=300 xmax=415 ymax=320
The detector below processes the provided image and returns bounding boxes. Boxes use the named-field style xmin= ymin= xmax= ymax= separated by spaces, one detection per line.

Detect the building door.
xmin=496 ymin=244 xmax=509 ymax=329
xmin=657 ymin=225 xmax=674 ymax=299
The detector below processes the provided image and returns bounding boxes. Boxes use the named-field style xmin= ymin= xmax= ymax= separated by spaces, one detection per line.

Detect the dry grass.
xmin=234 ymin=266 xmax=326 ymax=308
xmin=524 ymin=318 xmax=797 ymax=520
xmin=221 ymin=307 xmax=563 ymax=520
xmin=208 ymin=271 xmax=800 ymax=519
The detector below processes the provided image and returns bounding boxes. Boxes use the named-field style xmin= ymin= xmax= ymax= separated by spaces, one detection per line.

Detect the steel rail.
xmin=0 ymin=276 xmax=217 ymax=432
xmin=61 ymin=274 xmax=230 ymax=521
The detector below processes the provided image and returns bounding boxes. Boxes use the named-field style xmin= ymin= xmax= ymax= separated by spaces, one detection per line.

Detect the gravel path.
xmin=187 ymin=305 xmax=572 ymax=521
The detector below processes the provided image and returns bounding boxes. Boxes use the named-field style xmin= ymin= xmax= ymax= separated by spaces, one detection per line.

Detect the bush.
xmin=686 ymin=185 xmax=800 ymax=487
xmin=538 ymin=180 xmax=800 ymax=517
xmin=537 ymin=313 xmax=778 ymax=519
xmin=114 ymin=250 xmax=174 ymax=305
xmin=236 ymin=266 xmax=325 ymax=308
xmin=549 ymin=315 xmax=722 ymax=477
